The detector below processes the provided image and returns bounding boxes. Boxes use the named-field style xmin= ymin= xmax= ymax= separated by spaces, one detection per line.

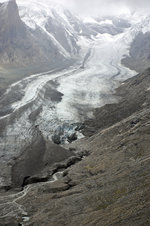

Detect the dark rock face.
xmin=52 ymin=134 xmax=61 ymax=145
xmin=67 ymin=132 xmax=77 ymax=143
xmin=86 ymin=23 xmax=123 ymax=36
xmin=122 ymin=32 xmax=150 ymax=72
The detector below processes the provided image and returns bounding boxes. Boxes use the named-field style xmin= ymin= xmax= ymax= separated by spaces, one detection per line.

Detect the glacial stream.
xmin=0 ymin=171 xmax=64 ymax=224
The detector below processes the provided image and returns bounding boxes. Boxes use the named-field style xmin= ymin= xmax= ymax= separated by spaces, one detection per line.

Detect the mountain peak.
xmin=8 ymin=0 xmax=16 ymax=2
xmin=7 ymin=0 xmax=19 ymax=19
xmin=0 ymin=0 xmax=26 ymax=62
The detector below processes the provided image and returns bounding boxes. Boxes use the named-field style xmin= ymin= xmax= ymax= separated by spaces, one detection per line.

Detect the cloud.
xmin=60 ymin=0 xmax=150 ymax=16
xmin=73 ymin=0 xmax=129 ymax=16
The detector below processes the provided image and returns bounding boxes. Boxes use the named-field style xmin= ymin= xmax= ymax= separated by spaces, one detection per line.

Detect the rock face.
xmin=1 ymin=68 xmax=150 ymax=225
xmin=122 ymin=32 xmax=150 ymax=72
xmin=0 ymin=0 xmax=26 ymax=64
xmin=0 ymin=0 xmax=26 ymax=43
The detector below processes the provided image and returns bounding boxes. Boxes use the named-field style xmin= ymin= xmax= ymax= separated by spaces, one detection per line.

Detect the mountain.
xmin=0 ymin=0 xmax=133 ymax=70
xmin=1 ymin=1 xmax=150 ymax=225
xmin=0 ymin=0 xmax=27 ymax=65
xmin=0 ymin=0 xmax=78 ymax=68
xmin=121 ymin=14 xmax=150 ymax=72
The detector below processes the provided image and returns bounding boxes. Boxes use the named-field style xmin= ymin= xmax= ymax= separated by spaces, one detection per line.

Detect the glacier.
xmin=1 ymin=0 xmax=150 ymax=188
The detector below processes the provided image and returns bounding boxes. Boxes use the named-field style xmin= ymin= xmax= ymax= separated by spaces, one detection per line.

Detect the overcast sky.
xmin=63 ymin=0 xmax=150 ymax=16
